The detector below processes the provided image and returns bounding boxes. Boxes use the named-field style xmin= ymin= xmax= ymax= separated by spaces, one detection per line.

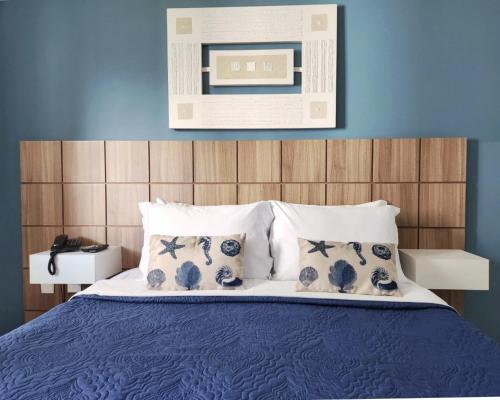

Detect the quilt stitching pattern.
xmin=1 ymin=296 xmax=499 ymax=399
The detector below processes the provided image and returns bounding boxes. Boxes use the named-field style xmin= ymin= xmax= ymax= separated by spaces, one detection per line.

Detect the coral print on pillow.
xmin=147 ymin=234 xmax=245 ymax=290
xmin=296 ymin=239 xmax=400 ymax=296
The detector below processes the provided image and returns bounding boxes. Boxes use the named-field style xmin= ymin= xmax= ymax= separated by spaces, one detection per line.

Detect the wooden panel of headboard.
xmin=19 ymin=137 xmax=467 ymax=319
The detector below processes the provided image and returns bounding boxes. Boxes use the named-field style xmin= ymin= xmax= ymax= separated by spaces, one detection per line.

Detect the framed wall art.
xmin=167 ymin=5 xmax=337 ymax=129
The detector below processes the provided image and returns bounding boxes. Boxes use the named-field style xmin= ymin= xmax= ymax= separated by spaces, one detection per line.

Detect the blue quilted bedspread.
xmin=1 ymin=295 xmax=500 ymax=399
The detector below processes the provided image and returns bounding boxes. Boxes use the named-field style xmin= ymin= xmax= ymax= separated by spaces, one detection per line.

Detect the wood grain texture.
xmin=63 ymin=226 xmax=106 ymax=246
xmin=373 ymin=139 xmax=419 ymax=182
xmin=21 ymin=184 xmax=63 ymax=225
xmin=432 ymin=290 xmax=464 ymax=314
xmin=372 ymin=183 xmax=419 ymax=227
xmin=23 ymin=270 xmax=63 ymax=311
xmin=419 ymin=165 xmax=466 ymax=312
xmin=107 ymin=227 xmax=143 ymax=268
xmin=398 ymin=228 xmax=418 ymax=249
xmin=150 ymin=141 xmax=193 ymax=183
xmin=22 ymin=227 xmax=63 ymax=269
xmin=20 ymin=141 xmax=61 ymax=183
xmin=106 ymin=141 xmax=149 ymax=182
xmin=62 ymin=285 xmax=92 ymax=302
xmin=419 ymin=228 xmax=465 ymax=249
xmin=419 ymin=183 xmax=466 ymax=227
xmin=62 ymin=141 xmax=105 ymax=182
xmin=19 ymin=138 xmax=470 ymax=316
xmin=282 ymin=140 xmax=326 ymax=182
xmin=194 ymin=184 xmax=237 ymax=205
xmin=420 ymin=137 xmax=466 ymax=182
xmin=282 ymin=184 xmax=326 ymax=205
xmin=238 ymin=141 xmax=281 ymax=183
xmin=24 ymin=310 xmax=45 ymax=323
xmin=326 ymin=184 xmax=371 ymax=205
xmin=63 ymin=184 xmax=106 ymax=226
xmin=194 ymin=141 xmax=237 ymax=183
xmin=150 ymin=184 xmax=193 ymax=204
xmin=106 ymin=184 xmax=149 ymax=226
xmin=238 ymin=184 xmax=281 ymax=204
xmin=327 ymin=139 xmax=372 ymax=182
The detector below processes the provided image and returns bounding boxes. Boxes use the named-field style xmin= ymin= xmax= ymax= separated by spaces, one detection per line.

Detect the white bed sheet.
xmin=77 ymin=267 xmax=447 ymax=306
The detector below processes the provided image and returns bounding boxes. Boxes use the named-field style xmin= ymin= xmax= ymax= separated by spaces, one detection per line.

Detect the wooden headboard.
xmin=20 ymin=138 xmax=467 ymax=319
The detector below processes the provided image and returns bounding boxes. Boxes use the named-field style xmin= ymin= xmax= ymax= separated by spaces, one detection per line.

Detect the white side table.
xmin=399 ymin=249 xmax=489 ymax=290
xmin=29 ymin=246 xmax=122 ymax=293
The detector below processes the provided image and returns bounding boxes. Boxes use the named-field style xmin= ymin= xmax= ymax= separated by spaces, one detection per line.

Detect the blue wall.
xmin=1 ymin=0 xmax=499 ymax=339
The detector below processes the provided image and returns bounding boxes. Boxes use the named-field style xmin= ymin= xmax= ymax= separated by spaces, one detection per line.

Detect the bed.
xmin=12 ymin=138 xmax=499 ymax=398
xmin=2 ymin=269 xmax=500 ymax=399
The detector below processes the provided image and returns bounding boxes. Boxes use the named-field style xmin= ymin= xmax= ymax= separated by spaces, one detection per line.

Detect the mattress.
xmin=1 ymin=272 xmax=499 ymax=399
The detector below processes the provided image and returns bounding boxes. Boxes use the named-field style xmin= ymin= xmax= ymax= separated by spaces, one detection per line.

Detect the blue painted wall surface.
xmin=0 ymin=0 xmax=499 ymax=338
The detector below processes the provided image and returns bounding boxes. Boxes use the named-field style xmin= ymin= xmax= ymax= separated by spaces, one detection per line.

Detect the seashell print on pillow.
xmin=296 ymin=239 xmax=400 ymax=296
xmin=147 ymin=234 xmax=245 ymax=291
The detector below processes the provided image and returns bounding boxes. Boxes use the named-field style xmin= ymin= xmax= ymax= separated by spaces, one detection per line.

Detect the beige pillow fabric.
xmin=147 ymin=234 xmax=245 ymax=290
xmin=296 ymin=239 xmax=400 ymax=296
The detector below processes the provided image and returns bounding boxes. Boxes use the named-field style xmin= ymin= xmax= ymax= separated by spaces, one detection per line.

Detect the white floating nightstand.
xmin=29 ymin=246 xmax=122 ymax=294
xmin=399 ymin=249 xmax=489 ymax=290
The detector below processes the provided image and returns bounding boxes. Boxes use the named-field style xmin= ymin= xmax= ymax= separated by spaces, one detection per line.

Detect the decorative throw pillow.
xmin=138 ymin=201 xmax=274 ymax=280
xmin=147 ymin=234 xmax=245 ymax=290
xmin=296 ymin=239 xmax=400 ymax=296
xmin=269 ymin=201 xmax=400 ymax=281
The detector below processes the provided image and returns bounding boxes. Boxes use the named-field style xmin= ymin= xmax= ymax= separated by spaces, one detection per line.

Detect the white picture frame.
xmin=167 ymin=5 xmax=337 ymax=129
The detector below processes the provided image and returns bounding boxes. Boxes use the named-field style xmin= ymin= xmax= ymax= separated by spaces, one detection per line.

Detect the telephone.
xmin=47 ymin=235 xmax=81 ymax=275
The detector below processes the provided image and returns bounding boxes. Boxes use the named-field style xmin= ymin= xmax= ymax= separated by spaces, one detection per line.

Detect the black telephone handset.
xmin=50 ymin=234 xmax=80 ymax=252
xmin=48 ymin=235 xmax=81 ymax=275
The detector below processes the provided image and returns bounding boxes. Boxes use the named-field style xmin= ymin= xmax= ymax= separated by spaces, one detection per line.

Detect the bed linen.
xmin=1 ymin=279 xmax=500 ymax=399
xmin=93 ymin=271 xmax=444 ymax=305
xmin=139 ymin=201 xmax=274 ymax=279
xmin=269 ymin=202 xmax=402 ymax=281
xmin=105 ymin=267 xmax=443 ymax=305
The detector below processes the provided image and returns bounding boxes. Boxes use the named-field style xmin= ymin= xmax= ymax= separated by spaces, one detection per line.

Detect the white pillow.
xmin=139 ymin=201 xmax=274 ymax=280
xmin=270 ymin=201 xmax=400 ymax=281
